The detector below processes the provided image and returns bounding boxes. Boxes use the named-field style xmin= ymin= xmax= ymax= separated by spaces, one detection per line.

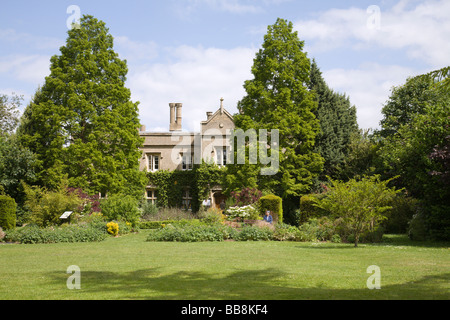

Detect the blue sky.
xmin=1 ymin=0 xmax=449 ymax=132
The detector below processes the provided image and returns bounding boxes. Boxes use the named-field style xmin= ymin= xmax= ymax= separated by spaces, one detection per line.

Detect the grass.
xmin=0 ymin=232 xmax=449 ymax=300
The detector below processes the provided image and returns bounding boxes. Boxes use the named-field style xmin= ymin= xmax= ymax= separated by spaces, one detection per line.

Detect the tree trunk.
xmin=354 ymin=233 xmax=359 ymax=247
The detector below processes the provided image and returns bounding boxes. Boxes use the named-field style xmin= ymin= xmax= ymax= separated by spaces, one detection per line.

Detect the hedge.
xmin=259 ymin=194 xmax=283 ymax=223
xmin=0 ymin=195 xmax=17 ymax=230
xmin=139 ymin=219 xmax=203 ymax=229
xmin=5 ymin=224 xmax=108 ymax=244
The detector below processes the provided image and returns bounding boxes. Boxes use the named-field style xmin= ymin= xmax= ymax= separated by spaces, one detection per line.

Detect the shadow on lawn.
xmin=46 ymin=267 xmax=450 ymax=300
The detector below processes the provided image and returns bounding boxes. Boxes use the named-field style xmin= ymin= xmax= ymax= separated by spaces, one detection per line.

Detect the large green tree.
xmin=227 ymin=18 xmax=323 ymax=199
xmin=17 ymin=15 xmax=146 ymax=198
xmin=378 ymin=67 xmax=449 ymax=138
xmin=377 ymin=67 xmax=450 ymax=240
xmin=309 ymin=60 xmax=358 ymax=181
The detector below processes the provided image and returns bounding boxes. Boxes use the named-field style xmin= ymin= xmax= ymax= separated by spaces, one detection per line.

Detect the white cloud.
xmin=323 ymin=63 xmax=424 ymax=130
xmin=127 ymin=45 xmax=256 ymax=132
xmin=114 ymin=36 xmax=159 ymax=63
xmin=177 ymin=0 xmax=261 ymax=16
xmin=0 ymin=28 xmax=63 ymax=51
xmin=0 ymin=54 xmax=50 ymax=84
xmin=175 ymin=0 xmax=291 ymax=17
xmin=295 ymin=0 xmax=450 ymax=67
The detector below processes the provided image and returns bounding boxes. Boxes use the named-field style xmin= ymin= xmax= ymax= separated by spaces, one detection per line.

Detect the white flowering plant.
xmin=226 ymin=205 xmax=260 ymax=220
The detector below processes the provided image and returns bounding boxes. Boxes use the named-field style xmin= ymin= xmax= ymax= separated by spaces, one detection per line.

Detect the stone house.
xmin=139 ymin=98 xmax=235 ymax=209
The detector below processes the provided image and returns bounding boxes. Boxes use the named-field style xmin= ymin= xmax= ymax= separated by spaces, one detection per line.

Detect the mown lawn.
xmin=0 ymin=231 xmax=449 ymax=300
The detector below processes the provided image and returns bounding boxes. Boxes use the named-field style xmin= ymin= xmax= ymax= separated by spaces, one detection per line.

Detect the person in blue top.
xmin=263 ymin=210 xmax=273 ymax=224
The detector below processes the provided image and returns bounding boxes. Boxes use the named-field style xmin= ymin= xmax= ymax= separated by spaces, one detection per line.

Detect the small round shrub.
xmin=100 ymin=194 xmax=140 ymax=227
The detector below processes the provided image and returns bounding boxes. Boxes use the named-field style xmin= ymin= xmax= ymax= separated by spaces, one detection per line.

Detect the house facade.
xmin=139 ymin=98 xmax=235 ymax=209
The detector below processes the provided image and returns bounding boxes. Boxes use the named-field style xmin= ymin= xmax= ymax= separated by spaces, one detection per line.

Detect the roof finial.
xmin=220 ymin=97 xmax=224 ymax=114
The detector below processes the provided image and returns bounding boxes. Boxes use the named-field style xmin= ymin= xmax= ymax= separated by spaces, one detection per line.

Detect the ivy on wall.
xmin=147 ymin=162 xmax=225 ymax=212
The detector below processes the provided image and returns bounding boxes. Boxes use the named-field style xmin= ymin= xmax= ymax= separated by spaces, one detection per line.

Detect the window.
xmin=182 ymin=153 xmax=193 ymax=171
xmin=146 ymin=189 xmax=158 ymax=205
xmin=182 ymin=188 xmax=192 ymax=210
xmin=147 ymin=154 xmax=160 ymax=172
xmin=215 ymin=147 xmax=228 ymax=167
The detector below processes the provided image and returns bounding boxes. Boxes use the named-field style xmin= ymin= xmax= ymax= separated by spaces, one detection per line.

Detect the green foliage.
xmin=229 ymin=18 xmax=323 ymax=198
xmin=100 ymin=194 xmax=140 ymax=227
xmin=298 ymin=217 xmax=336 ymax=242
xmin=200 ymin=207 xmax=226 ymax=224
xmin=272 ymin=223 xmax=302 ymax=241
xmin=259 ymin=194 xmax=283 ymax=223
xmin=299 ymin=193 xmax=327 ymax=224
xmin=139 ymin=219 xmax=203 ymax=230
xmin=339 ymin=129 xmax=379 ymax=181
xmin=16 ymin=15 xmax=146 ymax=197
xmin=147 ymin=162 xmax=224 ymax=212
xmin=139 ymin=201 xmax=159 ymax=219
xmin=235 ymin=225 xmax=273 ymax=241
xmin=407 ymin=212 xmax=429 ymax=241
xmin=0 ymin=136 xmax=37 ymax=205
xmin=383 ymin=194 xmax=419 ymax=234
xmin=23 ymin=184 xmax=82 ymax=228
xmin=146 ymin=223 xmax=234 ymax=242
xmin=309 ymin=60 xmax=358 ymax=180
xmin=379 ymin=69 xmax=448 ymax=137
xmin=376 ymin=68 xmax=450 ymax=240
xmin=317 ymin=175 xmax=400 ymax=246
xmin=0 ymin=195 xmax=17 ymax=230
xmin=5 ymin=223 xmax=107 ymax=244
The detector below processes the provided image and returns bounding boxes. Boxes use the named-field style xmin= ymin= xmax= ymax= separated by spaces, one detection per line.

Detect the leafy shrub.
xmin=146 ymin=224 xmax=232 ymax=242
xmin=100 ymin=194 xmax=140 ymax=227
xmin=259 ymin=194 xmax=283 ymax=223
xmin=139 ymin=201 xmax=159 ymax=219
xmin=106 ymin=222 xmax=119 ymax=236
xmin=0 ymin=195 xmax=17 ymax=230
xmin=384 ymin=194 xmax=418 ymax=234
xmin=5 ymin=223 xmax=107 ymax=244
xmin=67 ymin=187 xmax=101 ymax=214
xmin=23 ymin=184 xmax=83 ymax=227
xmin=298 ymin=217 xmax=336 ymax=242
xmin=235 ymin=225 xmax=273 ymax=241
xmin=299 ymin=194 xmax=327 ymax=224
xmin=200 ymin=207 xmax=226 ymax=224
xmin=408 ymin=212 xmax=428 ymax=241
xmin=317 ymin=175 xmax=399 ymax=246
xmin=331 ymin=234 xmax=341 ymax=243
xmin=272 ymin=223 xmax=302 ymax=241
xmin=116 ymin=220 xmax=133 ymax=235
xmin=139 ymin=220 xmax=178 ymax=229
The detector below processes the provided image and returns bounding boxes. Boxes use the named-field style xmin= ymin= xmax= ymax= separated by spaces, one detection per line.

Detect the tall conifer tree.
xmin=309 ymin=60 xmax=358 ymax=181
xmin=17 ymin=15 xmax=146 ymax=197
xmin=229 ymin=18 xmax=323 ymax=199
